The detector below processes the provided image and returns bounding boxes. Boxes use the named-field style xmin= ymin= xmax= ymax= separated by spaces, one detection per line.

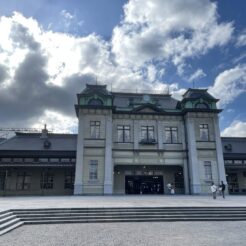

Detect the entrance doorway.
xmin=125 ymin=175 xmax=164 ymax=194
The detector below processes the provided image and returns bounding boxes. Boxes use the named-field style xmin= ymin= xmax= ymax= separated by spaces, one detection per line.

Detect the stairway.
xmin=1 ymin=207 xmax=246 ymax=235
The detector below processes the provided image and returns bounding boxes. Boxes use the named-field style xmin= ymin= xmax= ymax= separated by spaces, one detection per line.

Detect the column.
xmin=213 ymin=116 xmax=227 ymax=184
xmin=74 ymin=112 xmax=84 ymax=195
xmin=183 ymin=159 xmax=190 ymax=194
xmin=133 ymin=120 xmax=139 ymax=150
xmin=185 ymin=116 xmax=201 ymax=194
xmin=157 ymin=120 xmax=163 ymax=150
xmin=104 ymin=113 xmax=113 ymax=194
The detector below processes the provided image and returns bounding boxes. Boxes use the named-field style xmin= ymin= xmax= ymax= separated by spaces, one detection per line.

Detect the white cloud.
xmin=112 ymin=0 xmax=233 ymax=72
xmin=221 ymin=120 xmax=246 ymax=137
xmin=32 ymin=110 xmax=78 ymax=133
xmin=0 ymin=1 xmax=239 ymax=130
xmin=60 ymin=10 xmax=75 ymax=20
xmin=209 ymin=64 xmax=246 ymax=107
xmin=0 ymin=12 xmax=173 ymax=129
xmin=236 ymin=29 xmax=246 ymax=47
xmin=188 ymin=69 xmax=206 ymax=82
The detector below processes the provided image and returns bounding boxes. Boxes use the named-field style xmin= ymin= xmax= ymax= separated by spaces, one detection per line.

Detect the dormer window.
xmin=199 ymin=124 xmax=209 ymax=141
xmin=88 ymin=98 xmax=103 ymax=106
xmin=195 ymin=103 xmax=209 ymax=109
xmin=140 ymin=126 xmax=156 ymax=144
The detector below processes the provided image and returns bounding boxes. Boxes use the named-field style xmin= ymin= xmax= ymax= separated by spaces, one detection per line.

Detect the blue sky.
xmin=0 ymin=0 xmax=245 ymax=135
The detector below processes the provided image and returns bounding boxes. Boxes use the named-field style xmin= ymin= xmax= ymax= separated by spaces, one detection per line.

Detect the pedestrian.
xmin=167 ymin=183 xmax=172 ymax=194
xmin=219 ymin=181 xmax=226 ymax=199
xmin=210 ymin=182 xmax=217 ymax=199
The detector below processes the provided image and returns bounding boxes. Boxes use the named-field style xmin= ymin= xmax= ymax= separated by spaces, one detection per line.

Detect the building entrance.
xmin=125 ymin=175 xmax=164 ymax=194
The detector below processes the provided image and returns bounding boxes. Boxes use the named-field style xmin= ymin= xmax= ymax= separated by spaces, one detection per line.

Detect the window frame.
xmin=89 ymin=160 xmax=98 ymax=180
xmin=165 ymin=127 xmax=178 ymax=143
xmin=64 ymin=171 xmax=75 ymax=189
xmin=16 ymin=171 xmax=31 ymax=190
xmin=141 ymin=126 xmax=155 ymax=141
xmin=199 ymin=124 xmax=209 ymax=141
xmin=40 ymin=171 xmax=54 ymax=190
xmin=204 ymin=161 xmax=212 ymax=181
xmin=90 ymin=121 xmax=100 ymax=139
xmin=117 ymin=125 xmax=130 ymax=143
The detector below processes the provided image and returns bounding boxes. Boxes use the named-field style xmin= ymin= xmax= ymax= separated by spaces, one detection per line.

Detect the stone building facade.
xmin=1 ymin=84 xmax=245 ymax=196
xmin=73 ymin=84 xmax=226 ymax=195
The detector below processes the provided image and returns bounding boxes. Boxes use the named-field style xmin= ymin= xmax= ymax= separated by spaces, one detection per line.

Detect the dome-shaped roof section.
xmin=80 ymin=84 xmax=112 ymax=96
xmin=182 ymin=88 xmax=218 ymax=101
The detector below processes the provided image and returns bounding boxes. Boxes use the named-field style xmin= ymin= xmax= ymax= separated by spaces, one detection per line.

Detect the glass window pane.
xmin=171 ymin=127 xmax=178 ymax=143
xmin=90 ymin=121 xmax=100 ymax=138
xmin=200 ymin=124 xmax=209 ymax=141
xmin=125 ymin=129 xmax=130 ymax=142
xmin=148 ymin=126 xmax=154 ymax=139
xmin=89 ymin=160 xmax=98 ymax=180
xmin=204 ymin=161 xmax=212 ymax=180
xmin=141 ymin=126 xmax=147 ymax=140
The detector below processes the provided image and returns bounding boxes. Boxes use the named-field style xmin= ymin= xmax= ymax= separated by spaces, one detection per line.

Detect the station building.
xmin=0 ymin=84 xmax=245 ymax=196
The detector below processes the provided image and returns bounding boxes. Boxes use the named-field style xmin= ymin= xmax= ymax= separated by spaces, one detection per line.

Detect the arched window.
xmin=195 ymin=103 xmax=209 ymax=109
xmin=88 ymin=98 xmax=103 ymax=106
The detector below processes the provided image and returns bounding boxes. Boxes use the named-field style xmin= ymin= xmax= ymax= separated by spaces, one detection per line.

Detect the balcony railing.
xmin=139 ymin=138 xmax=157 ymax=145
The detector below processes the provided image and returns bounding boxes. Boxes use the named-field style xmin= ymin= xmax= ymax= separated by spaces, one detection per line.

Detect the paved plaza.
xmin=0 ymin=221 xmax=246 ymax=246
xmin=1 ymin=195 xmax=246 ymax=245
xmin=0 ymin=195 xmax=246 ymax=212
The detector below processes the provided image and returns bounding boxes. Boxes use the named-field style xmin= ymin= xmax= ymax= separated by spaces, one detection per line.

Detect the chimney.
xmin=41 ymin=124 xmax=48 ymax=138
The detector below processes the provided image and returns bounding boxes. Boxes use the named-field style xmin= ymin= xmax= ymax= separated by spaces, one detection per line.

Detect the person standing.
xmin=210 ymin=182 xmax=217 ymax=199
xmin=167 ymin=183 xmax=172 ymax=194
xmin=219 ymin=181 xmax=226 ymax=199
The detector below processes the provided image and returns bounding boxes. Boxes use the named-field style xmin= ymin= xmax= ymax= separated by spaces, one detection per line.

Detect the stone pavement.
xmin=0 ymin=221 xmax=246 ymax=246
xmin=1 ymin=195 xmax=246 ymax=212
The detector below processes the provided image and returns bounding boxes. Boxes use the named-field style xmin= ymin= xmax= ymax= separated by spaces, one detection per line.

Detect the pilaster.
xmin=133 ymin=120 xmax=139 ymax=150
xmin=185 ymin=116 xmax=201 ymax=194
xmin=213 ymin=116 xmax=227 ymax=184
xmin=157 ymin=120 xmax=163 ymax=150
xmin=74 ymin=112 xmax=84 ymax=195
xmin=104 ymin=113 xmax=113 ymax=194
xmin=183 ymin=159 xmax=190 ymax=194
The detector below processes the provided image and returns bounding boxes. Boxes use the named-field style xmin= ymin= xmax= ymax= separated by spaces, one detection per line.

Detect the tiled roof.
xmin=0 ymin=132 xmax=77 ymax=151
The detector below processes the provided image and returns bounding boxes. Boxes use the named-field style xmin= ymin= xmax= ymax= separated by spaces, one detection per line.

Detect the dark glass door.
xmin=125 ymin=175 xmax=164 ymax=194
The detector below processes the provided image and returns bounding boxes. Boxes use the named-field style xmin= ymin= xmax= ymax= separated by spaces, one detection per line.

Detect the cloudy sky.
xmin=0 ymin=0 xmax=245 ymax=136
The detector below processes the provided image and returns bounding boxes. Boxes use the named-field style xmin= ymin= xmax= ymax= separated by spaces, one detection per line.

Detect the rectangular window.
xmin=16 ymin=172 xmax=31 ymax=190
xmin=89 ymin=160 xmax=98 ymax=180
xmin=234 ymin=160 xmax=243 ymax=164
xmin=224 ymin=160 xmax=233 ymax=165
xmin=174 ymin=172 xmax=184 ymax=189
xmin=64 ymin=171 xmax=75 ymax=189
xmin=200 ymin=124 xmax=209 ymax=141
xmin=141 ymin=126 xmax=154 ymax=141
xmin=0 ymin=172 xmax=5 ymax=191
xmin=117 ymin=125 xmax=130 ymax=142
xmin=90 ymin=121 xmax=100 ymax=138
xmin=165 ymin=127 xmax=178 ymax=143
xmin=40 ymin=171 xmax=54 ymax=189
xmin=204 ymin=161 xmax=212 ymax=180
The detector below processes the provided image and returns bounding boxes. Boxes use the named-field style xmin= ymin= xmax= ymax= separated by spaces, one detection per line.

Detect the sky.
xmin=0 ymin=0 xmax=245 ymax=136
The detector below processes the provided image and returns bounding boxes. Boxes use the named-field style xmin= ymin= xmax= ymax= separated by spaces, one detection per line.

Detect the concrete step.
xmin=0 ymin=215 xmax=17 ymax=225
xmin=1 ymin=207 xmax=246 ymax=236
xmin=23 ymin=216 xmax=246 ymax=224
xmin=13 ymin=210 xmax=246 ymax=217
xmin=12 ymin=207 xmax=246 ymax=211
xmin=0 ymin=212 xmax=14 ymax=220
xmin=16 ymin=212 xmax=246 ymax=219
xmin=12 ymin=208 xmax=246 ymax=215
xmin=0 ymin=222 xmax=23 ymax=236
xmin=0 ymin=218 xmax=21 ymax=231
xmin=18 ymin=214 xmax=246 ymax=221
